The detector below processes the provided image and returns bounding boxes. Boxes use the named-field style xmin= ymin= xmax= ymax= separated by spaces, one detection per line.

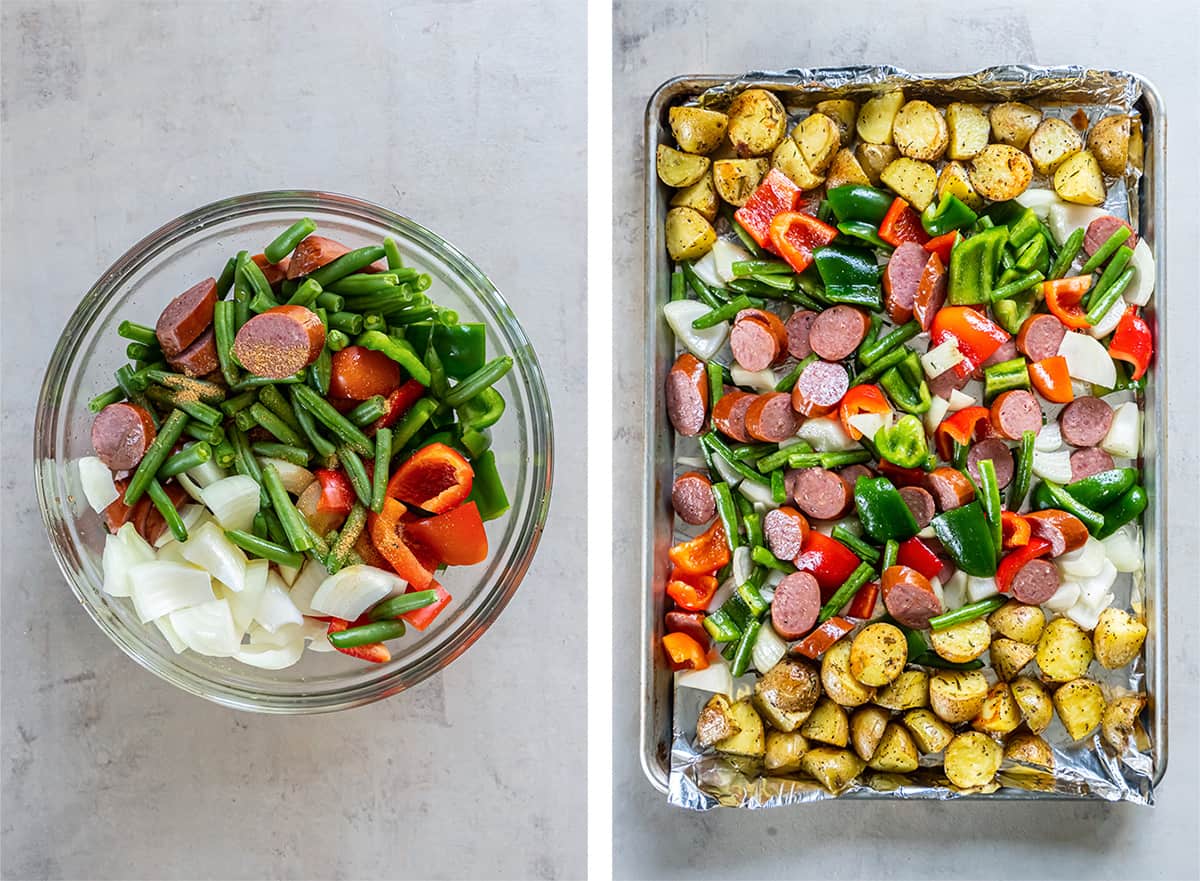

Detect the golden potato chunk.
xmin=713 ymin=698 xmax=766 ymax=757
xmin=669 ymin=172 xmax=719 ymax=222
xmin=754 ymin=658 xmax=821 ymax=732
xmin=1036 ymin=617 xmax=1094 ymax=683
xmin=1028 ymin=117 xmax=1084 ymax=175
xmin=849 ymin=623 xmax=908 ymax=686
xmin=1053 ymin=678 xmax=1105 ymax=741
xmin=874 ymin=670 xmax=929 ymax=711
xmin=937 ymin=160 xmax=985 ymax=211
xmin=656 ymin=145 xmax=710 ymax=188
xmin=1053 ymin=150 xmax=1106 ymax=205
xmin=1102 ymin=694 xmax=1146 ymax=752
xmin=855 ymin=142 xmax=899 ymax=186
xmin=1010 ymin=676 xmax=1054 ymax=734
xmin=664 ymin=207 xmax=716 ymax=262
xmin=849 ymin=705 xmax=890 ymax=761
xmin=945 ymin=102 xmax=990 ymax=160
xmin=867 ymin=722 xmax=920 ymax=773
xmin=669 ymin=106 xmax=729 ymax=155
xmin=696 ymin=694 xmax=737 ymax=748
xmin=968 ymin=144 xmax=1033 ymax=201
xmin=816 ymin=98 xmax=858 ymax=146
xmin=801 ymin=746 xmax=865 ymax=793
xmin=764 ymin=730 xmax=808 ymax=774
xmin=903 ymin=708 xmax=953 ymax=753
xmin=793 ymin=112 xmax=841 ymax=174
xmin=880 ymin=157 xmax=937 ymax=211
xmin=856 ymin=90 xmax=906 ymax=145
xmin=989 ymin=600 xmax=1045 ymax=644
xmin=800 ymin=697 xmax=850 ymax=747
xmin=928 ymin=669 xmax=988 ymax=724
xmin=712 ymin=158 xmax=769 ymax=206
xmin=820 ymin=638 xmax=876 ymax=707
xmin=726 ymin=89 xmax=787 ymax=157
xmin=944 ymin=731 xmax=1002 ymax=788
xmin=990 ymin=637 xmax=1036 ymax=682
xmin=989 ymin=101 xmax=1042 ymax=149
xmin=972 ymin=683 xmax=1022 ymax=736
xmin=771 ymin=137 xmax=824 ymax=190
xmin=930 ymin=618 xmax=991 ymax=663
xmin=1092 ymin=607 xmax=1148 ymax=669
xmin=892 ymin=100 xmax=949 ymax=161
xmin=825 ymin=148 xmax=872 ymax=189
xmin=1087 ymin=114 xmax=1132 ymax=176
xmin=1005 ymin=732 xmax=1054 ymax=768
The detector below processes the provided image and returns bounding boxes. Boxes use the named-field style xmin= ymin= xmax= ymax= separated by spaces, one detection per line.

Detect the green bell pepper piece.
xmin=1096 ymin=484 xmax=1148 ymax=538
xmin=1008 ymin=429 xmax=1036 ymax=510
xmin=921 ymin=193 xmax=978 ymax=237
xmin=984 ymin=200 xmax=1026 ymax=226
xmin=931 ymin=501 xmax=997 ymax=576
xmin=456 ymin=386 xmax=506 ymax=431
xmin=948 ymin=225 xmax=1008 ymax=305
xmin=993 ymin=291 xmax=1035 ymax=335
xmin=1064 ymin=468 xmax=1138 ymax=511
xmin=812 ymin=243 xmax=883 ymax=309
xmin=466 ymin=449 xmax=510 ymax=520
xmin=837 ymin=220 xmax=893 ymax=250
xmin=1006 ymin=206 xmax=1042 ymax=250
xmin=854 ymin=475 xmax=919 ymax=542
xmin=404 ymin=322 xmax=487 ymax=379
xmin=983 ymin=357 xmax=1031 ymax=401
xmin=825 ymin=185 xmax=894 ymax=225
xmin=880 ymin=366 xmax=931 ymax=414
xmin=874 ymin=414 xmax=929 ymax=468
xmin=1030 ymin=480 xmax=1106 ymax=534
xmin=1015 ymin=235 xmax=1050 ymax=275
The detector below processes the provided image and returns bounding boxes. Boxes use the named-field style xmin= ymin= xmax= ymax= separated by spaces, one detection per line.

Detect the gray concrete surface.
xmin=613 ymin=2 xmax=1200 ymax=878
xmin=1 ymin=2 xmax=585 ymax=879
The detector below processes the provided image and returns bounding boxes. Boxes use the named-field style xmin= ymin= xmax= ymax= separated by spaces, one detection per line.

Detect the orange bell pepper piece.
xmin=386 ymin=442 xmax=474 ymax=513
xmin=667 ymin=519 xmax=730 ymax=576
xmin=767 ymin=211 xmax=838 ymax=274
xmin=1029 ymin=355 xmax=1074 ymax=404
xmin=368 ymin=497 xmax=436 ymax=589
xmin=1042 ymin=276 xmax=1093 ymax=330
xmin=879 ymin=197 xmax=930 ymax=247
xmin=839 ymin=384 xmax=892 ymax=440
xmin=934 ymin=405 xmax=992 ymax=460
xmin=1001 ymin=510 xmax=1031 ymax=549
xmin=930 ymin=306 xmax=1011 ymax=379
xmin=923 ymin=230 xmax=959 ymax=264
xmin=327 ymin=618 xmax=391 ymax=664
xmin=404 ymin=500 xmax=488 ymax=565
xmin=662 ymin=632 xmax=710 ymax=671
xmin=666 ymin=568 xmax=720 ymax=612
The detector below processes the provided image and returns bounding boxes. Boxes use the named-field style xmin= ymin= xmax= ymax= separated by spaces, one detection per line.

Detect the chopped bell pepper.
xmin=845 ymin=581 xmax=880 ymax=619
xmin=668 ymin=519 xmax=730 ymax=576
xmin=1015 ymin=235 xmax=1050 ymax=275
xmin=1001 ymin=510 xmax=1031 ymax=549
xmin=996 ymin=537 xmax=1052 ymax=593
xmin=992 ymin=291 xmax=1035 ymax=335
xmin=934 ymin=405 xmax=991 ymax=461
xmin=854 ymin=475 xmax=919 ymax=542
xmin=404 ymin=322 xmax=487 ymax=379
xmin=794 ymin=530 xmax=862 ymax=600
xmin=313 ymin=468 xmax=356 ymax=516
xmin=404 ymin=500 xmax=488 ymax=565
xmin=895 ymin=536 xmax=943 ymax=581
xmin=1096 ymin=484 xmax=1148 ymax=539
xmin=948 ymin=225 xmax=1008 ymax=304
xmin=923 ymin=230 xmax=959 ymax=264
xmin=825 ymin=185 xmax=895 ymax=225
xmin=983 ymin=358 xmax=1031 ymax=402
xmin=1030 ymin=481 xmax=1106 ymax=534
xmin=921 ymin=193 xmax=978 ymax=237
xmin=666 ymin=567 xmax=720 ymax=612
xmin=1042 ymin=276 xmax=1093 ymax=329
xmin=662 ymin=632 xmax=710 ymax=671
xmin=930 ymin=306 xmax=1011 ymax=379
xmin=327 ymin=618 xmax=391 ymax=663
xmin=386 ymin=442 xmax=474 ymax=513
xmin=812 ymin=243 xmax=883 ymax=308
xmin=372 ymin=380 xmax=426 ymax=433
xmin=1108 ymin=305 xmax=1153 ymax=380
xmin=836 ymin=220 xmax=892 ymax=250
xmin=931 ymin=501 xmax=997 ymax=576
xmin=1065 ymin=467 xmax=1137 ymax=511
xmin=875 ymin=414 xmax=929 ymax=469
xmin=734 ymin=168 xmax=806 ymax=252
xmin=877 ymin=460 xmax=928 ymax=487
xmin=839 ymin=384 xmax=891 ymax=440
xmin=368 ymin=497 xmax=436 ymax=589
xmin=399 ymin=581 xmax=452 ymax=631
xmin=1029 ymin=356 xmax=1074 ymax=403
xmin=880 ymin=365 xmax=931 ymax=415
xmin=768 ymin=211 xmax=839 ymax=274
xmin=1005 ymin=206 xmax=1042 ymax=250
xmin=879 ymin=197 xmax=930 ymax=247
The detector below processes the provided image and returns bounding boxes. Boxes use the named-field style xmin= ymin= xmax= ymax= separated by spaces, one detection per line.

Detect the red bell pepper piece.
xmin=1028 ymin=355 xmax=1074 ymax=404
xmin=767 ymin=211 xmax=839 ymax=274
xmin=1108 ymin=305 xmax=1153 ymax=380
xmin=930 ymin=306 xmax=1011 ymax=379
xmin=734 ymin=168 xmax=806 ymax=253
xmin=386 ymin=442 xmax=474 ymax=514
xmin=327 ymin=618 xmax=391 ymax=664
xmin=1001 ymin=510 xmax=1031 ymax=549
xmin=662 ymin=632 xmax=710 ymax=671
xmin=996 ymin=537 xmax=1052 ymax=593
xmin=876 ymin=460 xmax=928 ymax=488
xmin=846 ymin=581 xmax=879 ymax=619
xmin=879 ymin=197 xmax=931 ymax=247
xmin=895 ymin=537 xmax=943 ymax=581
xmin=1042 ymin=276 xmax=1093 ymax=330
xmin=404 ymin=500 xmax=488 ymax=565
xmin=373 ymin=379 xmax=426 ymax=432
xmin=313 ymin=468 xmax=356 ymax=516
xmin=667 ymin=520 xmax=730 ymax=576
xmin=791 ymin=616 xmax=855 ymax=659
xmin=401 ymin=580 xmax=453 ymax=631
xmin=838 ymin=384 xmax=892 ymax=440
xmin=934 ymin=405 xmax=992 ymax=461
xmin=665 ymin=568 xmax=720 ymax=612
xmin=923 ymin=230 xmax=959 ymax=264
xmin=794 ymin=530 xmax=861 ymax=600
xmin=367 ymin=497 xmax=435 ymax=589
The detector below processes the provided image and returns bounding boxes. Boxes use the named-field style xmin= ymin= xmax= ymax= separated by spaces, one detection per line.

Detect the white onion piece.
xmin=287 ymin=558 xmax=331 ymax=616
xmin=946 ymin=388 xmax=976 ymax=412
xmin=916 ymin=524 xmax=936 ymax=540
xmin=765 ymin=568 xmax=786 ymax=588
xmin=662 ymin=300 xmax=730 ymax=361
xmin=711 ymin=239 xmax=752 ymax=284
xmin=153 ymin=615 xmax=188 ymax=654
xmin=236 ymin=639 xmax=305 ymax=670
xmin=731 ymin=546 xmax=753 ymax=587
xmin=129 ymin=561 xmax=214 ymax=623
xmin=1048 ymin=203 xmax=1107 ymax=246
xmin=730 ymin=365 xmax=778 ymax=393
xmin=924 ymin=396 xmax=950 ymax=435
xmin=277 ymin=563 xmax=301 ymax=587
xmin=1077 ymin=558 xmax=1118 ymax=601
xmin=691 ymin=248 xmax=724 ymax=288
xmin=154 ymin=504 xmax=208 ymax=548
xmin=78 ymin=457 xmax=118 ymax=512
xmin=848 ymin=411 xmax=890 ymax=443
xmin=1087 ymin=292 xmax=1126 ymax=339
xmin=180 ymin=521 xmax=247 ymax=592
xmin=155 ymin=540 xmax=188 ymax=565
xmin=1058 ymin=331 xmax=1116 ymax=388
xmin=226 ymin=558 xmax=269 ymax=635
xmin=929 ymin=576 xmax=945 ymax=609
xmin=199 ymin=475 xmax=260 ymax=533
xmin=1044 ymin=581 xmax=1081 ymax=614
xmin=1032 ymin=448 xmax=1073 ymax=484
xmin=675 ymin=657 xmax=734 ymax=695
xmin=169 ymin=599 xmax=240 ymax=657
xmin=739 ymin=478 xmax=777 ymax=507
xmin=258 ymin=458 xmax=315 ymax=496
xmin=941 ymin=569 xmax=969 ymax=610
xmin=255 ymin=570 xmax=304 ymax=633
xmin=1015 ymin=188 xmax=1059 ymax=220
xmin=1066 ymin=592 xmax=1112 ymax=630
xmin=707 ymin=574 xmax=737 ymax=613
xmin=752 ymin=623 xmax=788 ymax=673
xmin=300 ymin=616 xmax=337 ymax=651
xmin=1102 ymin=525 xmax=1143 ymax=573
xmin=921 ymin=338 xmax=964 ymax=377
xmin=676 ymin=456 xmax=707 ymax=470
xmin=966 ymin=575 xmax=999 ymax=602
xmin=795 ymin=416 xmax=855 ymax=452
xmin=1058 ymin=537 xmax=1108 ymax=579
xmin=709 ymin=452 xmax=743 ymax=488
xmin=1124 ymin=239 xmax=1155 ymax=307
xmin=186 ymin=458 xmax=228 ymax=489
xmin=310 ymin=564 xmax=405 ymax=621
xmin=102 ymin=523 xmax=157 ymax=597
xmin=1101 ymin=401 xmax=1140 ymax=458
xmin=248 ymin=622 xmax=301 ymax=647
xmin=1035 ymin=422 xmax=1063 ymax=452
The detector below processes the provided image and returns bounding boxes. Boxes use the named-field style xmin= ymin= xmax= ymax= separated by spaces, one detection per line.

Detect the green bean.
xmin=261 ymin=463 xmax=313 ymax=552
xmin=309 ymin=245 xmax=387 ymax=287
xmin=160 ymin=442 xmax=212 ymax=478
xmin=117 ymin=321 xmax=158 ymax=347
xmin=220 ymin=390 xmax=258 ymax=416
xmin=233 ymin=408 xmax=256 ymax=433
xmin=680 ymin=261 xmax=722 ymax=309
xmin=147 ymin=478 xmax=188 ymax=542
xmin=224 ymin=529 xmax=304 ymax=569
xmin=326 ymin=504 xmax=367 ymax=574
xmin=442 ymin=356 xmax=513 ymax=408
xmin=248 ymin=403 xmax=304 ymax=446
xmin=89 ymin=386 xmax=125 ymax=412
xmin=692 ymin=295 xmax=753 ymax=330
xmin=362 ymin=313 xmax=387 ymax=334
xmin=125 ymin=342 xmax=159 ymax=361
xmin=1085 ymin=266 xmax=1136 ymax=326
xmin=215 ymin=256 xmax=237 ymax=299
xmin=344 ymin=395 xmax=388 ymax=428
xmin=859 ymin=321 xmax=921 ymax=366
xmin=144 ymin=370 xmax=225 ymax=402
xmin=978 ymin=458 xmax=1003 ymax=558
xmin=730 ymin=442 xmax=774 ymax=462
xmin=144 ymin=386 xmax=223 ymax=426
xmin=315 ymin=292 xmax=345 ymax=313
xmin=290 ymin=387 xmax=336 ymax=458
xmin=328 ymin=273 xmax=410 ymax=294
xmin=1009 ymin=429 xmax=1036 ymax=510
xmin=356 ymin=330 xmax=431 ymax=385
xmin=774 ymin=354 xmax=817 ymax=393
xmin=831 ymin=526 xmax=880 ymax=565
xmin=754 ymin=441 xmax=813 ymax=474
xmin=1047 ymin=227 xmax=1084 ymax=279
xmin=252 ymin=512 xmax=268 ymax=540
xmin=730 ymin=617 xmax=762 ymax=678
xmin=261 ymin=508 xmax=288 ymax=547
xmin=114 ymin=365 xmax=151 ymax=410
xmin=229 ymin=425 xmax=268 ymax=506
xmin=257 ymin=384 xmax=303 ymax=435
xmin=818 ymin=562 xmax=876 ymax=623
xmin=787 ymin=449 xmax=873 ymax=469
xmin=415 ymin=273 xmax=432 ymax=292
xmin=213 ymin=439 xmax=238 ymax=469
xmin=329 ymin=311 xmax=364 ymax=335
xmin=390 ymin=398 xmax=438 ymax=456
xmin=711 ymin=482 xmax=741 ymax=552
xmin=293 ymin=385 xmax=374 ymax=456
xmin=185 ymin=422 xmax=224 ymax=448
xmin=232 ymin=250 xmax=251 ymax=329
xmin=851 ymin=344 xmax=909 ymax=386
xmin=770 ymin=468 xmax=786 ymax=504
xmin=264 ymin=218 xmax=316 ymax=264
xmin=124 ymin=410 xmax=189 ymax=504
xmin=750 ymin=545 xmax=796 ymax=573
xmin=236 ymin=250 xmax=275 ymax=308
xmin=286 ymin=278 xmax=323 ymax=308
xmin=699 ymin=432 xmax=771 ymax=486
xmin=371 ymin=427 xmax=392 ymax=513
xmin=336 ymin=446 xmax=373 ymax=506
xmin=928 ymin=595 xmax=1006 ymax=631
xmin=669 ymin=271 xmax=686 ymax=302
xmin=369 ymin=590 xmax=438 ymax=620
xmin=1080 ymin=224 xmax=1132 ymax=274
xmin=882 ymin=539 xmax=899 ymax=571
xmin=386 ymin=303 xmax=437 ymax=325
xmin=310 ymin=348 xmax=332 ymax=396
xmin=987 ymin=269 xmax=1044 ymax=303
xmin=248 ymin=290 xmax=280 ymax=313
xmin=212 ymin=300 xmax=240 ymax=386
xmin=250 ymin=442 xmax=311 ymax=466
xmin=383 ymin=236 xmax=404 ymax=270
xmin=328 ymin=619 xmax=406 ymax=648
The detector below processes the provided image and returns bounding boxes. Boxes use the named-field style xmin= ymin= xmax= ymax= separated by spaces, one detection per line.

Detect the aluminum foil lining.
xmin=667 ymin=66 xmax=1156 ymax=811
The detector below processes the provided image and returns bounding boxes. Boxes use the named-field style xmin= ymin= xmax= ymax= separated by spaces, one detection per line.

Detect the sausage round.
xmin=710 ymin=389 xmax=755 ymax=442
xmin=1025 ymin=510 xmax=1088 ymax=556
xmin=1010 ymin=559 xmax=1061 ymax=605
xmin=665 ymin=611 xmax=711 ymax=652
xmin=664 ymin=352 xmax=709 ymax=437
xmin=785 ymin=309 xmax=817 ymax=359
xmin=1059 ymin=396 xmax=1114 ymax=447
xmin=881 ymin=565 xmax=943 ymax=630
xmin=233 ymin=305 xmax=327 ymax=379
xmin=790 ymin=360 xmax=849 ymax=417
xmin=928 ymin=366 xmax=970 ymax=400
xmin=967 ymin=438 xmax=1014 ymax=488
xmin=913 ymin=251 xmax=947 ymax=331
xmin=672 ymin=471 xmax=715 ymax=525
xmin=729 ymin=316 xmax=781 ymax=371
xmin=1070 ymin=447 xmax=1116 ymax=482
xmin=883 ymin=242 xmax=930 ymax=324
xmin=899 ymin=486 xmax=936 ymax=530
xmin=764 ymin=506 xmax=810 ymax=562
xmin=166 ymin=325 xmax=219 ymax=377
xmin=736 ymin=308 xmax=789 ymax=352
xmin=155 ymin=277 xmax=217 ymax=357
xmin=809 ymin=305 xmax=870 ymax=361
xmin=973 ymin=338 xmax=1019 ymax=380
xmin=771 ymin=571 xmax=822 ymax=639
xmin=1016 ymin=313 xmax=1067 ymax=362
xmin=251 ymin=252 xmax=290 ymax=287
xmin=990 ymin=390 xmax=1043 ymax=440
xmin=838 ymin=463 xmax=875 ymax=488
xmin=1083 ymin=215 xmax=1138 ymax=257
xmin=745 ymin=392 xmax=801 ymax=442
xmin=789 ymin=467 xmax=852 ymax=520
xmin=926 ymin=466 xmax=977 ymax=511
xmin=91 ymin=403 xmax=157 ymax=472
xmin=286 ymin=235 xmax=351 ymax=280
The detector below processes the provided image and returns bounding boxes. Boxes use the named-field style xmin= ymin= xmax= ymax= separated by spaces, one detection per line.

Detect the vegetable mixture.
xmin=81 ymin=221 xmax=512 ymax=667
xmin=658 ymin=89 xmax=1154 ymax=792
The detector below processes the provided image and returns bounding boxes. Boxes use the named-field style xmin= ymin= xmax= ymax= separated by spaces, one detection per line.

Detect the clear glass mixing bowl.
xmin=34 ymin=191 xmax=553 ymax=713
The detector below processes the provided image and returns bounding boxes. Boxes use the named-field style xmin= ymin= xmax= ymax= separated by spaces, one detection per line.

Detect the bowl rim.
xmin=33 ymin=189 xmax=554 ymax=713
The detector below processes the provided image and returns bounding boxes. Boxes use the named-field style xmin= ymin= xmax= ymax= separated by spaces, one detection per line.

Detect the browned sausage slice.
xmin=1069 ymin=447 xmax=1115 ymax=482
xmin=672 ymin=471 xmax=715 ymax=525
xmin=665 ymin=611 xmax=711 ymax=651
xmin=91 ymin=403 xmax=157 ymax=472
xmin=809 ymin=305 xmax=870 ymax=361
xmin=771 ymin=571 xmax=822 ymax=639
xmin=967 ymin=438 xmax=1014 ymax=488
xmin=729 ymin=316 xmax=781 ymax=371
xmin=1083 ymin=215 xmax=1138 ymax=256
xmin=925 ymin=467 xmax=976 ymax=511
xmin=973 ymin=338 xmax=1018 ymax=380
xmin=745 ymin=392 xmax=801 ymax=442
xmin=912 ymin=251 xmax=947 ymax=331
xmin=252 ymin=253 xmax=290 ymax=287
xmin=286 ymin=235 xmax=351 ymax=279
xmin=233 ymin=305 xmax=327 ymax=379
xmin=155 ymin=277 xmax=217 ymax=357
xmin=785 ymin=309 xmax=817 ymax=359
xmin=736 ymin=309 xmax=789 ymax=353
xmin=838 ymin=463 xmax=875 ymax=487
xmin=1016 ymin=313 xmax=1067 ymax=361
xmin=899 ymin=486 xmax=936 ymax=530
xmin=789 ymin=468 xmax=852 ymax=520
xmin=882 ymin=242 xmax=929 ymax=324
xmin=764 ymin=507 xmax=809 ymax=562
xmin=710 ymin=389 xmax=754 ymax=442
xmin=664 ymin=352 xmax=709 ymax=437
xmin=1059 ymin=396 xmax=1114 ymax=447
xmin=166 ymin=326 xmax=219 ymax=377
xmin=928 ymin=366 xmax=969 ymax=401
xmin=881 ymin=565 xmax=942 ymax=630
xmin=990 ymin=390 xmax=1043 ymax=440
xmin=1025 ymin=510 xmax=1088 ymax=556
xmin=1010 ymin=559 xmax=1061 ymax=605
xmin=790 ymin=360 xmax=849 ymax=417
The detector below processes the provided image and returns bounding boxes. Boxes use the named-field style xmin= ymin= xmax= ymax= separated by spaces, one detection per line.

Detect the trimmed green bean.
xmin=706 ymin=361 xmax=724 ymax=410
xmin=928 ymin=595 xmax=1006 ymax=631
xmin=329 ymin=311 xmax=364 ymax=335
xmin=325 ymin=328 xmax=351 ymax=352
xmin=770 ymin=468 xmax=786 ymax=504
xmin=680 ymin=260 xmax=722 ymax=309
xmin=362 ymin=312 xmax=387 ymax=333
xmin=232 ymin=250 xmax=251 ymax=329
xmin=818 ymin=562 xmax=875 ymax=623
xmin=293 ymin=384 xmax=375 ymax=456
xmin=264 ymin=218 xmax=316 ymax=264
xmin=1047 ymin=227 xmax=1084 ymax=279
xmin=250 ymin=442 xmax=311 ymax=466
xmin=249 ymin=403 xmax=304 ymax=447
xmin=337 ymin=446 xmax=373 ymax=506
xmin=860 ymin=321 xmax=920 ymax=366
xmin=442 ymin=356 xmax=513 ymax=408
xmin=774 ymin=354 xmax=817 ymax=393
xmin=882 ymin=539 xmax=899 ymax=571
xmin=213 ymin=439 xmax=237 ymax=469
xmin=257 ymin=384 xmax=303 ymax=434
xmin=831 ymin=525 xmax=880 ymax=565
xmin=124 ymin=409 xmax=188 ymax=504
xmin=978 ymin=458 xmax=1003 ymax=558
xmin=383 ymin=237 xmax=404 ymax=271
xmin=1085 ymin=266 xmax=1136 ymax=325
xmin=182 ymin=421 xmax=223 ymax=445
xmin=987 ymin=269 xmax=1044 ymax=303
xmin=315 ymin=292 xmax=344 ymax=313
xmin=145 ymin=386 xmax=223 ymax=426
xmin=213 ymin=300 xmax=240 ymax=386
xmin=237 ymin=250 xmax=276 ymax=306
xmin=851 ymin=344 xmax=909 ymax=386
xmin=750 ymin=545 xmax=796 ymax=573
xmin=260 ymin=463 xmax=313 ymax=552
xmin=754 ymin=441 xmax=813 ymax=474
xmin=89 ymin=386 xmax=124 ymax=412
xmin=390 ymin=398 xmax=438 ymax=456
xmin=215 ymin=257 xmax=237 ymax=299
xmin=252 ymin=512 xmax=268 ymax=540
xmin=290 ymin=387 xmax=336 ymax=457
xmin=326 ymin=503 xmax=367 ymax=574
xmin=248 ymin=290 xmax=280 ymax=314
xmin=369 ymin=590 xmax=438 ymax=620
xmin=372 ymin=427 xmax=392 ymax=513
xmin=147 ymin=478 xmax=188 ymax=542
xmin=711 ymin=482 xmax=741 ymax=552
xmin=309 ymin=245 xmax=387 ymax=287
xmin=160 ymin=442 xmax=211 ymax=478
xmin=1008 ymin=429 xmax=1036 ymax=510
xmin=225 ymin=529 xmax=304 ymax=569
xmin=328 ymin=619 xmax=407 ymax=648
xmin=730 ymin=617 xmax=762 ymax=678
xmin=125 ymin=342 xmax=158 ymax=361
xmin=117 ymin=321 xmax=158 ymax=347
xmin=700 ymin=432 xmax=771 ymax=486
xmin=220 ymin=390 xmax=258 ymax=416
xmin=1080 ymin=224 xmax=1132 ymax=274
xmin=286 ymin=278 xmax=323 ymax=308
xmin=144 ymin=370 xmax=225 ymax=402
xmin=692 ymin=295 xmax=753 ymax=330
xmin=328 ymin=273 xmax=409 ymax=294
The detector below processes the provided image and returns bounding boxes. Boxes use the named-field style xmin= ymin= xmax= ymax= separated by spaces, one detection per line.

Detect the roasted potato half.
xmin=801 ymin=746 xmax=866 ymax=793
xmin=989 ymin=101 xmax=1042 ymax=149
xmin=821 ymin=638 xmax=877 ymax=707
xmin=850 ymin=705 xmax=891 ymax=761
xmin=726 ymin=89 xmax=787 ymax=157
xmin=944 ymin=731 xmax=1003 ymax=789
xmin=1088 ymin=114 xmax=1132 ymax=176
xmin=712 ymin=158 xmax=768 ymax=207
xmin=989 ymin=600 xmax=1045 ymax=644
xmin=664 ymin=207 xmax=717 ymax=262
xmin=968 ymin=144 xmax=1033 ymax=201
xmin=825 ymin=148 xmax=872 ymax=189
xmin=936 ymin=160 xmax=985 ymax=211
xmin=849 ymin=623 xmax=908 ymax=686
xmin=1028 ymin=117 xmax=1084 ymax=175
xmin=713 ymin=698 xmax=766 ymax=757
xmin=892 ymin=100 xmax=949 ymax=161
xmin=816 ymin=98 xmax=858 ymax=146
xmin=1005 ymin=732 xmax=1054 ymax=768
xmin=1092 ymin=607 xmax=1148 ymax=669
xmin=930 ymin=618 xmax=991 ymax=663
xmin=696 ymin=694 xmax=737 ymax=748
xmin=656 ymin=145 xmax=710 ymax=188
xmin=793 ymin=112 xmax=840 ymax=174
xmin=754 ymin=658 xmax=821 ymax=732
xmin=855 ymin=142 xmax=899 ymax=187
xmin=972 ymin=683 xmax=1022 ymax=736
xmin=1127 ymin=118 xmax=1144 ymax=171
xmin=867 ymin=722 xmax=920 ymax=773
xmin=991 ymin=637 xmax=1036 ymax=682
xmin=1036 ymin=617 xmax=1094 ymax=682
xmin=669 ymin=172 xmax=719 ymax=222
xmin=945 ymin=102 xmax=990 ymax=160
xmin=800 ymin=697 xmax=850 ymax=747
xmin=771 ymin=138 xmax=824 ymax=190
xmin=856 ymin=90 xmax=906 ymax=145
xmin=764 ymin=730 xmax=809 ymax=774
xmin=1010 ymin=675 xmax=1054 ymax=734
xmin=874 ymin=669 xmax=929 ymax=711
xmin=1053 ymin=678 xmax=1106 ymax=741
xmin=903 ymin=708 xmax=953 ymax=754
xmin=929 ymin=669 xmax=989 ymax=724
xmin=880 ymin=157 xmax=937 ymax=211
xmin=1101 ymin=694 xmax=1146 ymax=752
xmin=668 ymin=106 xmax=729 ymax=155
xmin=1053 ymin=150 xmax=1106 ymax=205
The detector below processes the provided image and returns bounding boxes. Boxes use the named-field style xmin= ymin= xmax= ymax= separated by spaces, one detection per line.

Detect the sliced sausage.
xmin=809 ymin=305 xmax=870 ymax=361
xmin=785 ymin=309 xmax=817 ymax=359
xmin=730 ymin=316 xmax=780 ymax=372
xmin=1016 ymin=313 xmax=1067 ymax=362
xmin=1025 ymin=510 xmax=1088 ymax=556
xmin=764 ymin=507 xmax=810 ymax=562
xmin=736 ymin=308 xmax=788 ymax=353
xmin=1083 ymin=215 xmax=1138 ymax=257
xmin=672 ymin=471 xmax=715 ymax=525
xmin=710 ymin=389 xmax=754 ymax=442
xmin=1070 ymin=447 xmax=1115 ymax=482
xmin=166 ymin=325 xmax=219 ymax=377
xmin=899 ymin=486 xmax=936 ymax=530
xmin=928 ymin=366 xmax=969 ymax=400
xmin=91 ymin=403 xmax=157 ymax=472
xmin=913 ymin=251 xmax=947 ymax=331
xmin=973 ymin=338 xmax=1019 ymax=380
xmin=838 ymin=463 xmax=875 ymax=488
xmin=883 ymin=242 xmax=930 ymax=324
xmin=789 ymin=468 xmax=852 ymax=520
xmin=665 ymin=611 xmax=711 ymax=652
xmin=926 ymin=467 xmax=976 ymax=511
xmin=771 ymin=571 xmax=822 ymax=640
xmin=881 ymin=565 xmax=943 ymax=630
xmin=790 ymin=360 xmax=849 ymax=417
xmin=665 ymin=353 xmax=709 ymax=437
xmin=155 ymin=277 xmax=217 ymax=357
xmin=1059 ymin=396 xmax=1114 ymax=447
xmin=286 ymin=235 xmax=351 ymax=279
xmin=967 ymin=438 xmax=1014 ymax=488
xmin=1010 ymin=559 xmax=1061 ymax=605
xmin=233 ymin=304 xmax=327 ymax=379
xmin=745 ymin=392 xmax=801 ymax=442
xmin=251 ymin=253 xmax=290 ymax=287
xmin=990 ymin=390 xmax=1043 ymax=440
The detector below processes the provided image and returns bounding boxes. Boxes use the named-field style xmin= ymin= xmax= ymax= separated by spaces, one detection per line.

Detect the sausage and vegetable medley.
xmin=658 ymin=88 xmax=1155 ymax=793
xmin=80 ymin=222 xmax=512 ymax=667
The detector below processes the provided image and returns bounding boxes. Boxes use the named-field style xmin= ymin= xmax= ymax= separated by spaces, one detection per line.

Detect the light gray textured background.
xmin=1 ymin=2 xmax=585 ymax=879
xmin=613 ymin=1 xmax=1200 ymax=879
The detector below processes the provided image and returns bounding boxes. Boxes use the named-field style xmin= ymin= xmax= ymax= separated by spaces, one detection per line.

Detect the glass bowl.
xmin=34 ymin=191 xmax=553 ymax=713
